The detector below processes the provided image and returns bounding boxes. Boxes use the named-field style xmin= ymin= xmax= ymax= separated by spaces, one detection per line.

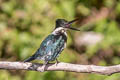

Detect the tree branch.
xmin=0 ymin=61 xmax=120 ymax=75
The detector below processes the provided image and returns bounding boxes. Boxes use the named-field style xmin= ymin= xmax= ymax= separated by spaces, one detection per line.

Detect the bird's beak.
xmin=66 ymin=19 xmax=80 ymax=31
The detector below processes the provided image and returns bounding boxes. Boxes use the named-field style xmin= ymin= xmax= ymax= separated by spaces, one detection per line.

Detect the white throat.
xmin=52 ymin=27 xmax=67 ymax=36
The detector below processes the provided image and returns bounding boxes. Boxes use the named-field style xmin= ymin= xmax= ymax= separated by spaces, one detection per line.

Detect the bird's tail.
xmin=24 ymin=56 xmax=35 ymax=62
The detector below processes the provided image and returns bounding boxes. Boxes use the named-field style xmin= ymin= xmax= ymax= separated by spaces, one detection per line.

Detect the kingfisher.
xmin=24 ymin=19 xmax=80 ymax=71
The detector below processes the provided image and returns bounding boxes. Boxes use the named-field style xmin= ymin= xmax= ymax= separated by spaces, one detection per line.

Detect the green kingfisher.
xmin=24 ymin=19 xmax=80 ymax=71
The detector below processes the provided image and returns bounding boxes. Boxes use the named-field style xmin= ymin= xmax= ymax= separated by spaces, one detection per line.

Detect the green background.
xmin=0 ymin=0 xmax=120 ymax=80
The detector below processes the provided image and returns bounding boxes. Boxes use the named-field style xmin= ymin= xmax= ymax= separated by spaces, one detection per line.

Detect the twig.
xmin=0 ymin=61 xmax=120 ymax=75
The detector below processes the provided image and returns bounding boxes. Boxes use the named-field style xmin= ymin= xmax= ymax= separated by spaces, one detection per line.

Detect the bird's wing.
xmin=35 ymin=34 xmax=67 ymax=61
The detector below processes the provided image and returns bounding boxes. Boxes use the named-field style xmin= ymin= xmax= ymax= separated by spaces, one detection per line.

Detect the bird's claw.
xmin=55 ymin=59 xmax=60 ymax=66
xmin=39 ymin=64 xmax=45 ymax=72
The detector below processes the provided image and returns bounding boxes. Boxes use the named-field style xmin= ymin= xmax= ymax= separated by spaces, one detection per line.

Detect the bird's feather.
xmin=33 ymin=34 xmax=67 ymax=61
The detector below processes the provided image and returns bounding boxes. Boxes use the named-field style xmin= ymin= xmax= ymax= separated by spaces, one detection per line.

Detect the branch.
xmin=0 ymin=61 xmax=120 ymax=75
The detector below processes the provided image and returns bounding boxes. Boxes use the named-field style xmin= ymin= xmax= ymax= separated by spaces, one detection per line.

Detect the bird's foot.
xmin=39 ymin=61 xmax=48 ymax=72
xmin=55 ymin=59 xmax=60 ymax=66
xmin=40 ymin=65 xmax=45 ymax=72
xmin=28 ymin=64 xmax=39 ymax=71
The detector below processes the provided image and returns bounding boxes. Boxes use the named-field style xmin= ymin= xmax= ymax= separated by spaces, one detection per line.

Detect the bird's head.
xmin=55 ymin=19 xmax=80 ymax=31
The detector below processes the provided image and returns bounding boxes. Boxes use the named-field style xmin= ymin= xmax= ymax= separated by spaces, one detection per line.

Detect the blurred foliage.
xmin=0 ymin=0 xmax=120 ymax=80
